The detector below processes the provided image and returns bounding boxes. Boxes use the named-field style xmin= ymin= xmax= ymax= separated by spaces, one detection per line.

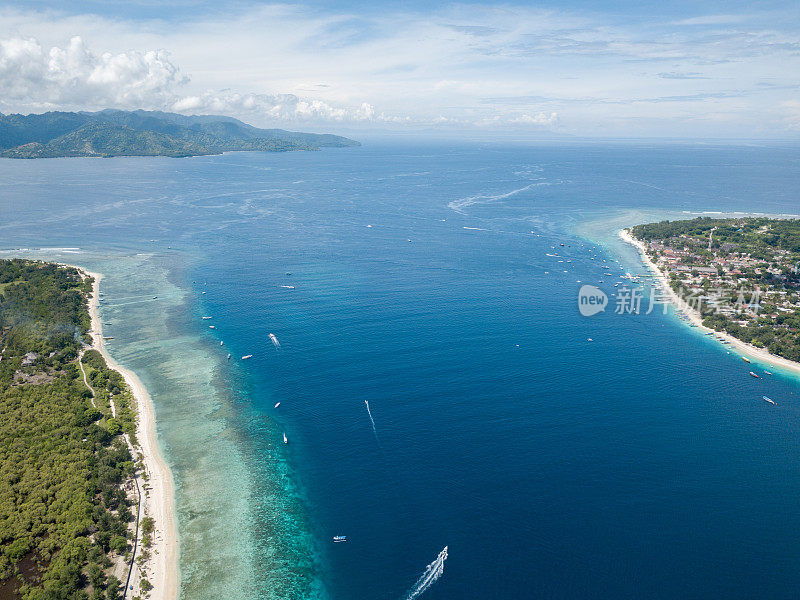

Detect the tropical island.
xmin=0 ymin=259 xmax=175 ymax=600
xmin=0 ymin=110 xmax=359 ymax=159
xmin=624 ymin=217 xmax=800 ymax=364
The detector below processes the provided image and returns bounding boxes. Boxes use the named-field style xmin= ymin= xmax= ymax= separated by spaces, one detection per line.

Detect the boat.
xmin=103 ymin=337 xmax=115 ymax=340
xmin=764 ymin=371 xmax=773 ymax=375
xmin=209 ymin=325 xmax=216 ymax=329
xmin=220 ymin=341 xmax=224 ymax=346
xmin=152 ymin=296 xmax=158 ymax=300
xmin=741 ymin=357 xmax=751 ymax=363
xmin=283 ymin=433 xmax=288 ymax=444
xmin=763 ymin=396 xmax=776 ymax=405
xmin=333 ymin=536 xmax=347 ymax=543
xmin=274 ymin=402 xmax=280 ymax=408
xmin=749 ymin=371 xmax=759 ymax=378
xmin=202 ymin=316 xmax=212 ymax=320
xmin=227 ymin=353 xmax=231 ymax=359
xmin=242 ymin=355 xmax=253 ymax=360
xmin=279 ymin=285 xmax=295 ymax=289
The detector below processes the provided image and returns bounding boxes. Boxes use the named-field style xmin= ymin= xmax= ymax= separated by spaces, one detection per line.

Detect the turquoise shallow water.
xmin=2 ymin=140 xmax=800 ymax=599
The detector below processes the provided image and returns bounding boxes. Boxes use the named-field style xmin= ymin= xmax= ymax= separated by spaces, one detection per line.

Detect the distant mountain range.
xmin=0 ymin=110 xmax=360 ymax=158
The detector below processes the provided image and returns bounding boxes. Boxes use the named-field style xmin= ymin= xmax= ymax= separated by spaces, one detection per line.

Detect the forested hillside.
xmin=0 ymin=110 xmax=360 ymax=158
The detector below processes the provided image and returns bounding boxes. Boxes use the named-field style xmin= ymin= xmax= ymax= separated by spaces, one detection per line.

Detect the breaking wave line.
xmin=401 ymin=546 xmax=448 ymax=600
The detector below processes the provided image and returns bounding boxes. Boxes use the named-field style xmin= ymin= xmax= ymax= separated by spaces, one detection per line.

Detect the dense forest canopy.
xmin=0 ymin=260 xmax=138 ymax=600
xmin=632 ymin=217 xmax=800 ymax=254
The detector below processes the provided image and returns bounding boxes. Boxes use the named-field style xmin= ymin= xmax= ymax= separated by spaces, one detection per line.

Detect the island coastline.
xmin=80 ymin=267 xmax=179 ymax=600
xmin=620 ymin=227 xmax=800 ymax=379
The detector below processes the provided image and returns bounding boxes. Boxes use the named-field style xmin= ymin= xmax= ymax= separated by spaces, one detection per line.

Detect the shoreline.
xmin=81 ymin=267 xmax=179 ymax=599
xmin=619 ymin=228 xmax=800 ymax=379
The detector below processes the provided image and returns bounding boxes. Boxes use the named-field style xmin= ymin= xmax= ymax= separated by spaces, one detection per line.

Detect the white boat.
xmin=763 ymin=396 xmax=776 ymax=405
xmin=279 ymin=285 xmax=295 ymax=289
xmin=209 ymin=325 xmax=215 ymax=329
xmin=333 ymin=536 xmax=347 ymax=543
xmin=274 ymin=402 xmax=280 ymax=408
xmin=202 ymin=316 xmax=212 ymax=320
xmin=220 ymin=341 xmax=223 ymax=346
xmin=227 ymin=353 xmax=231 ymax=360
xmin=242 ymin=355 xmax=253 ymax=360
xmin=283 ymin=432 xmax=288 ymax=444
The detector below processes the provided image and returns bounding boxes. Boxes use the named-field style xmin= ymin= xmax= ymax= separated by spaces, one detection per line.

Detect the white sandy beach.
xmin=619 ymin=228 xmax=800 ymax=379
xmin=82 ymin=268 xmax=179 ymax=600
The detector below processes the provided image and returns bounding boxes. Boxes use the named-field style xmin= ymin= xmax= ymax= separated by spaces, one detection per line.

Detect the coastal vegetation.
xmin=631 ymin=217 xmax=800 ymax=361
xmin=0 ymin=259 xmax=139 ymax=599
xmin=0 ymin=110 xmax=360 ymax=159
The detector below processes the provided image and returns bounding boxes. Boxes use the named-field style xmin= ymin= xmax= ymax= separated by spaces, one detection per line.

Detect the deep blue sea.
xmin=2 ymin=139 xmax=800 ymax=599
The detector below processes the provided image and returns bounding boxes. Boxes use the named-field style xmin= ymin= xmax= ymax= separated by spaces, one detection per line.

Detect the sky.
xmin=0 ymin=1 xmax=798 ymax=138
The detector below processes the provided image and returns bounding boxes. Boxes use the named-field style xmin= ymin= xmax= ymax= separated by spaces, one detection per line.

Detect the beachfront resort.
xmin=630 ymin=217 xmax=800 ymax=362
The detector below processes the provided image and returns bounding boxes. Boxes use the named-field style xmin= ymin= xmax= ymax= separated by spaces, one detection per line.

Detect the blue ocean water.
xmin=2 ymin=139 xmax=800 ymax=599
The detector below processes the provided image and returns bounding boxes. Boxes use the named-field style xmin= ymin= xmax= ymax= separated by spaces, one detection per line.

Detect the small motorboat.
xmin=274 ymin=402 xmax=280 ymax=408
xmin=749 ymin=372 xmax=759 ymax=378
xmin=283 ymin=432 xmax=288 ymax=444
xmin=333 ymin=536 xmax=347 ymax=543
xmin=763 ymin=396 xmax=776 ymax=405
xmin=242 ymin=355 xmax=253 ymax=360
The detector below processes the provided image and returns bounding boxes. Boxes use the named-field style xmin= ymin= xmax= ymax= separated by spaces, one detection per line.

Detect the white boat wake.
xmin=401 ymin=546 xmax=448 ymax=600
xmin=364 ymin=400 xmax=380 ymax=446
xmin=269 ymin=333 xmax=281 ymax=349
xmin=447 ymin=182 xmax=550 ymax=214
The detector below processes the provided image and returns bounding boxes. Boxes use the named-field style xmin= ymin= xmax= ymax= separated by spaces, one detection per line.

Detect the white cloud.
xmin=171 ymin=92 xmax=376 ymax=122
xmin=0 ymin=35 xmax=185 ymax=108
xmin=780 ymin=100 xmax=800 ymax=131
xmin=0 ymin=34 xmax=388 ymax=125
xmin=506 ymin=113 xmax=559 ymax=126
xmin=672 ymin=15 xmax=749 ymax=26
xmin=0 ymin=3 xmax=797 ymax=136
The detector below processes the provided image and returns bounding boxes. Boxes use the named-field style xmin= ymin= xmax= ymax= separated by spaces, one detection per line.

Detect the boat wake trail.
xmin=269 ymin=333 xmax=281 ymax=350
xmin=401 ymin=546 xmax=448 ymax=600
xmin=364 ymin=400 xmax=381 ymax=447
xmin=447 ymin=182 xmax=548 ymax=214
